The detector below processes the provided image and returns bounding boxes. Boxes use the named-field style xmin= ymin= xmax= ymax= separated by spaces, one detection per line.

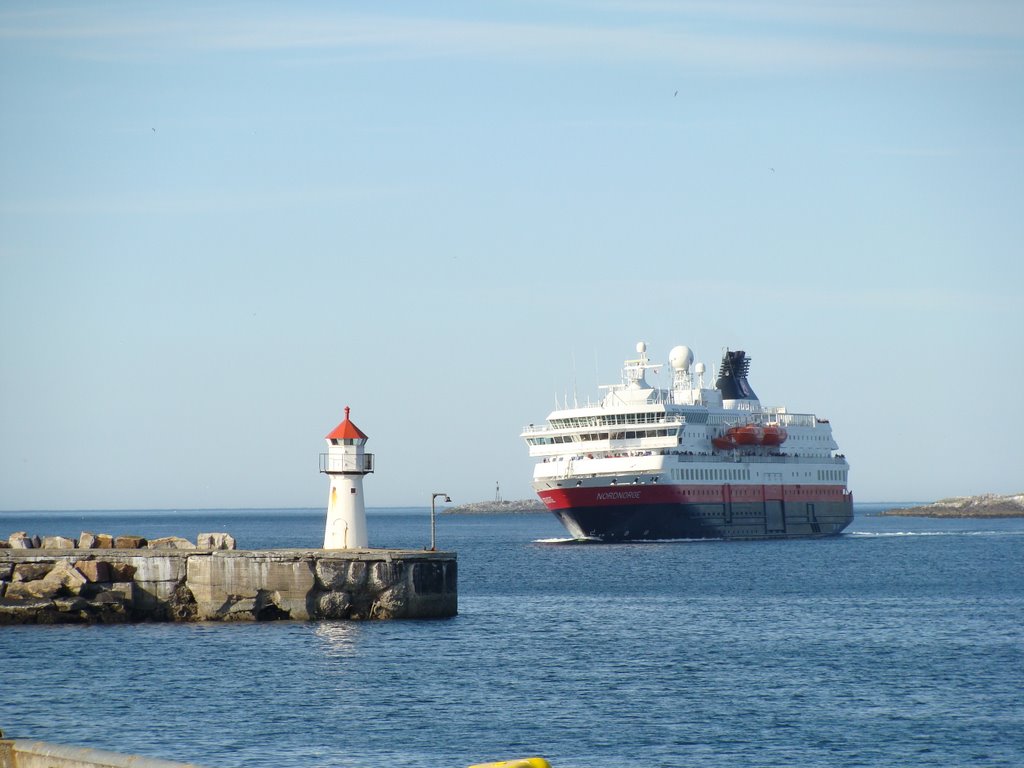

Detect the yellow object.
xmin=467 ymin=759 xmax=551 ymax=768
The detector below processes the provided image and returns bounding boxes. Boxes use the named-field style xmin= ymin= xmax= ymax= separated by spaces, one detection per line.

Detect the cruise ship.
xmin=521 ymin=342 xmax=853 ymax=541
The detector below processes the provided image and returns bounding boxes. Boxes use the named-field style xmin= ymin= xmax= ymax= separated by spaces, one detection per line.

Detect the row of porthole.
xmin=818 ymin=469 xmax=847 ymax=481
xmin=670 ymin=467 xmax=751 ymax=481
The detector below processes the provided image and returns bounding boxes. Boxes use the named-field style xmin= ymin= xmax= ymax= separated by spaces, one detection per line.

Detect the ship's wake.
xmin=849 ymin=530 xmax=1024 ymax=538
xmin=533 ymin=536 xmax=602 ymax=545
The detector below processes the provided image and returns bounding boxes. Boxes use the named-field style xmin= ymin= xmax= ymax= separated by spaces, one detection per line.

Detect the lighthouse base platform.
xmin=0 ymin=549 xmax=457 ymax=623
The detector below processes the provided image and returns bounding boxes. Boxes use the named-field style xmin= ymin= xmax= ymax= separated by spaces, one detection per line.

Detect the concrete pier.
xmin=0 ymin=738 xmax=207 ymax=768
xmin=0 ymin=548 xmax=456 ymax=623
xmin=0 ymin=738 xmax=547 ymax=768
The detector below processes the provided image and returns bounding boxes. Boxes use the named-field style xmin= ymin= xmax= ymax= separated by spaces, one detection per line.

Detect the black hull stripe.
xmin=552 ymin=499 xmax=854 ymax=541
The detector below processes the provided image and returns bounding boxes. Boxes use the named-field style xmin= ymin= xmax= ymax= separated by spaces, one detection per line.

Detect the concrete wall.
xmin=0 ymin=739 xmax=207 ymax=768
xmin=0 ymin=549 xmax=457 ymax=623
xmin=0 ymin=741 xmax=548 ymax=768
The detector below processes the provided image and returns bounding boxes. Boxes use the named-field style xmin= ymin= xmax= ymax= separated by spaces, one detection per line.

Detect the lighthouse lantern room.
xmin=320 ymin=406 xmax=373 ymax=549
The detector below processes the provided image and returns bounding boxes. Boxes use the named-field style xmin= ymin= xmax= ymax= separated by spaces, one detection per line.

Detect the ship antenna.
xmin=572 ymin=351 xmax=579 ymax=408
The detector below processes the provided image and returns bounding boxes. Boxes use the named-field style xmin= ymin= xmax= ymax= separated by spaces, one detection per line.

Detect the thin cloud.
xmin=1 ymin=7 xmax=1019 ymax=74
xmin=0 ymin=182 xmax=415 ymax=217
xmin=589 ymin=0 xmax=1024 ymax=41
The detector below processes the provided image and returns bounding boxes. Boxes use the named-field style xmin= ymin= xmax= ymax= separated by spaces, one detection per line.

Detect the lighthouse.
xmin=320 ymin=406 xmax=373 ymax=549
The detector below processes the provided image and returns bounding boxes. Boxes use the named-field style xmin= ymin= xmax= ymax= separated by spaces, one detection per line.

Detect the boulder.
xmin=315 ymin=590 xmax=352 ymax=619
xmin=13 ymin=562 xmax=54 ymax=582
xmin=44 ymin=561 xmax=89 ymax=594
xmin=9 ymin=532 xmax=33 ymax=549
xmin=74 ymin=560 xmax=112 ymax=583
xmin=94 ymin=534 xmax=115 ymax=549
xmin=78 ymin=532 xmax=98 ymax=549
xmin=102 ymin=582 xmax=134 ymax=603
xmin=0 ymin=540 xmax=10 ymax=548
xmin=91 ymin=589 xmax=129 ymax=604
xmin=6 ymin=578 xmax=63 ymax=600
xmin=147 ymin=536 xmax=196 ymax=550
xmin=0 ymin=597 xmax=57 ymax=625
xmin=197 ymin=532 xmax=236 ymax=550
xmin=41 ymin=536 xmax=76 ymax=549
xmin=114 ymin=535 xmax=148 ymax=549
xmin=52 ymin=595 xmax=90 ymax=614
xmin=107 ymin=562 xmax=137 ymax=581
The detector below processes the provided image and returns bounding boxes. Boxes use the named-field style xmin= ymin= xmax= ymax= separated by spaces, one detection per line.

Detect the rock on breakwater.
xmin=1 ymin=530 xmax=235 ymax=551
xmin=0 ymin=548 xmax=457 ymax=624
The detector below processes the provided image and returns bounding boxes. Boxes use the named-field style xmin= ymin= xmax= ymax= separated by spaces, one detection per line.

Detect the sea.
xmin=1 ymin=504 xmax=1022 ymax=768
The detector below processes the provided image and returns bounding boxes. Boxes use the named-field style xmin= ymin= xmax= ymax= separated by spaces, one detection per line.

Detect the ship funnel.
xmin=715 ymin=350 xmax=758 ymax=402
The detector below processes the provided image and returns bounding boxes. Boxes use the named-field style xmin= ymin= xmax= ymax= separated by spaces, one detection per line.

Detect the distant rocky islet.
xmin=444 ymin=499 xmax=546 ymax=514
xmin=880 ymin=493 xmax=1024 ymax=517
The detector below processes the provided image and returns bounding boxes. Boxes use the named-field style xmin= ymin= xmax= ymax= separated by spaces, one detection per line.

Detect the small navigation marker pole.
xmin=320 ymin=406 xmax=373 ymax=549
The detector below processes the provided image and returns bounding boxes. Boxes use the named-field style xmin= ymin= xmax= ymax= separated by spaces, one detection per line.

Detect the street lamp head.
xmin=429 ymin=492 xmax=451 ymax=552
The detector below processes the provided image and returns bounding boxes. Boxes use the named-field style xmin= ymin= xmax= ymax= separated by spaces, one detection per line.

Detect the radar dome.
xmin=695 ymin=362 xmax=705 ymax=376
xmin=669 ymin=345 xmax=694 ymax=371
xmin=636 ymin=341 xmax=647 ymax=355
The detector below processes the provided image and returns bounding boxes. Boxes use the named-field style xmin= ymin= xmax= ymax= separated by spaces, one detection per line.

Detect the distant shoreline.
xmin=878 ymin=493 xmax=1024 ymax=518
xmin=443 ymin=499 xmax=546 ymax=515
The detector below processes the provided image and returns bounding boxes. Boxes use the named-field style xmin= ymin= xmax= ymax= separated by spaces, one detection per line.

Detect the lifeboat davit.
xmin=761 ymin=425 xmax=788 ymax=446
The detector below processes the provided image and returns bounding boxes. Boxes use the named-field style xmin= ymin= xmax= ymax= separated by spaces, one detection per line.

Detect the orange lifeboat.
xmin=712 ymin=434 xmax=737 ymax=451
xmin=761 ymin=425 xmax=788 ymax=446
xmin=729 ymin=425 xmax=764 ymax=446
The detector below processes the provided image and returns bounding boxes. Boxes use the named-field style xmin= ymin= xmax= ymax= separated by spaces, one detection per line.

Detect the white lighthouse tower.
xmin=320 ymin=406 xmax=373 ymax=549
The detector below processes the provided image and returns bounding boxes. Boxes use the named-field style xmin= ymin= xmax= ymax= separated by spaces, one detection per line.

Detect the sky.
xmin=1 ymin=1 xmax=1022 ymax=510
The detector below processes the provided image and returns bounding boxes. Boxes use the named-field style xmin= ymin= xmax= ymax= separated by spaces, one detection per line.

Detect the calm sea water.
xmin=2 ymin=505 xmax=1022 ymax=768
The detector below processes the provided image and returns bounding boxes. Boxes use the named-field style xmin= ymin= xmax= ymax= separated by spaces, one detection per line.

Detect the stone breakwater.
xmin=0 ymin=547 xmax=457 ymax=624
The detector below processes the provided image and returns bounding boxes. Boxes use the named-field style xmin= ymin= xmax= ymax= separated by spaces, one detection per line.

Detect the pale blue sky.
xmin=1 ymin=1 xmax=1022 ymax=510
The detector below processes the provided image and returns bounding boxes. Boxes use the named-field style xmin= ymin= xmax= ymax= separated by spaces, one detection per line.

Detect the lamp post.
xmin=430 ymin=492 xmax=451 ymax=551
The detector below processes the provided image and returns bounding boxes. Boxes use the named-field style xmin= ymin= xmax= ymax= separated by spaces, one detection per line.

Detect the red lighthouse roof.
xmin=326 ymin=406 xmax=368 ymax=440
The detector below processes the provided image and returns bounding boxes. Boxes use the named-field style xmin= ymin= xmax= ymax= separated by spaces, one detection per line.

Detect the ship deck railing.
xmin=539 ymin=451 xmax=847 ymax=466
xmin=522 ymin=410 xmax=822 ymax=435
